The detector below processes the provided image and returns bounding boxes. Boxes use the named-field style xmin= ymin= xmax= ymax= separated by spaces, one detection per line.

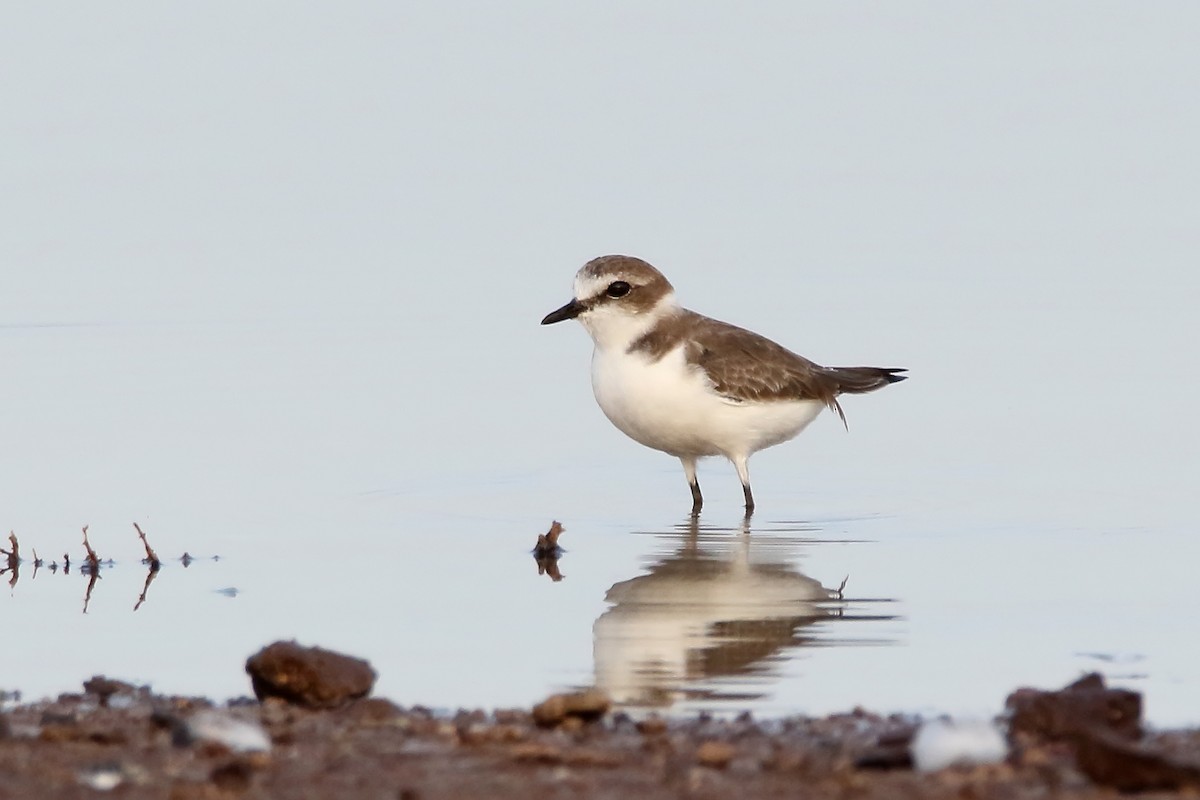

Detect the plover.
xmin=541 ymin=255 xmax=906 ymax=514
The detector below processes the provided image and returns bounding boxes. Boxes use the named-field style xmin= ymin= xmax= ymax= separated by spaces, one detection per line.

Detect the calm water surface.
xmin=3 ymin=318 xmax=1196 ymax=726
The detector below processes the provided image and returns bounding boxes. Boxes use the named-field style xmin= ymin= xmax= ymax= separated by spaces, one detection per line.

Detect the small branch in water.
xmin=534 ymin=521 xmax=564 ymax=556
xmin=2 ymin=532 xmax=19 ymax=589
xmin=81 ymin=525 xmax=101 ymax=574
xmin=533 ymin=521 xmax=566 ymax=582
xmin=835 ymin=575 xmax=849 ymax=600
xmin=133 ymin=523 xmax=162 ymax=571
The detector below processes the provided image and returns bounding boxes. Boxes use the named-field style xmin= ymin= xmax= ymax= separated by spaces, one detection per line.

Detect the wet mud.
xmin=2 ymin=643 xmax=1199 ymax=799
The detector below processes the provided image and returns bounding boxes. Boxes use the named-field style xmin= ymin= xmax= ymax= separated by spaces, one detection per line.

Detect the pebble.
xmin=696 ymin=740 xmax=736 ymax=769
xmin=187 ymin=709 xmax=272 ymax=753
xmin=910 ymin=718 xmax=1007 ymax=772
xmin=531 ymin=688 xmax=611 ymax=727
xmin=245 ymin=641 xmax=376 ymax=709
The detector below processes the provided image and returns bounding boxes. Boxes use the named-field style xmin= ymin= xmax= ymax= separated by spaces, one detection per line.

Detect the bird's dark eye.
xmin=606 ymin=281 xmax=631 ymax=298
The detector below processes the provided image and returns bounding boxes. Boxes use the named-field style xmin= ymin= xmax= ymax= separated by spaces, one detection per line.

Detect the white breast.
xmin=590 ymin=344 xmax=824 ymax=460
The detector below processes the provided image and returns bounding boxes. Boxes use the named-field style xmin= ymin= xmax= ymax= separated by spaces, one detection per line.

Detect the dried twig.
xmin=133 ymin=523 xmax=161 ymax=571
xmin=2 ymin=532 xmax=18 ymax=589
xmin=534 ymin=521 xmax=566 ymax=582
xmin=835 ymin=575 xmax=849 ymax=600
xmin=81 ymin=525 xmax=101 ymax=573
xmin=534 ymin=521 xmax=564 ymax=556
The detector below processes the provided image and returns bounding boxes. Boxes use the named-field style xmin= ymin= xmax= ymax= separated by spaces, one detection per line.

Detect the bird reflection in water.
xmin=593 ymin=517 xmax=893 ymax=709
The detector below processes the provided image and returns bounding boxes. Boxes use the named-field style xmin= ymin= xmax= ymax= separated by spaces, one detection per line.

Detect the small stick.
xmin=534 ymin=521 xmax=564 ymax=556
xmin=81 ymin=525 xmax=100 ymax=573
xmin=133 ymin=523 xmax=161 ymax=570
xmin=2 ymin=532 xmax=17 ymax=588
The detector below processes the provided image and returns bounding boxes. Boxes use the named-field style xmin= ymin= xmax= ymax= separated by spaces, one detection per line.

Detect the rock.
xmin=245 ymin=641 xmax=376 ymax=709
xmin=1006 ymin=673 xmax=1141 ymax=742
xmin=511 ymin=742 xmax=563 ymax=763
xmin=531 ymin=688 xmax=610 ymax=727
xmin=696 ymin=740 xmax=736 ymax=769
xmin=186 ymin=709 xmax=272 ymax=753
xmin=855 ymin=727 xmax=916 ymax=770
xmin=76 ymin=763 xmax=125 ymax=792
xmin=82 ymin=676 xmax=137 ymax=707
xmin=1074 ymin=727 xmax=1200 ymax=792
xmin=910 ymin=718 xmax=1007 ymax=772
xmin=637 ymin=716 xmax=668 ymax=736
xmin=344 ymin=697 xmax=403 ymax=724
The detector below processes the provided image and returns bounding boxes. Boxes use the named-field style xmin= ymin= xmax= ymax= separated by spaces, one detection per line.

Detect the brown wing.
xmin=679 ymin=312 xmax=847 ymax=417
xmin=626 ymin=310 xmax=907 ymax=427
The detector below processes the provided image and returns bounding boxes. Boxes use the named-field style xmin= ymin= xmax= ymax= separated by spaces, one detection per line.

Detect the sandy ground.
xmin=3 ymin=673 xmax=1200 ymax=800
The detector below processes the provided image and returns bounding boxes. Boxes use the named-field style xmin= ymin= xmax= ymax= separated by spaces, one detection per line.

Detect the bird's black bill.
xmin=541 ymin=298 xmax=586 ymax=325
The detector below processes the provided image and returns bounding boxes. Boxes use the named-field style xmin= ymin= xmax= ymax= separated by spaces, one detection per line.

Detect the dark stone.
xmin=855 ymin=727 xmax=917 ymax=770
xmin=83 ymin=676 xmax=137 ymax=707
xmin=1006 ymin=672 xmax=1141 ymax=742
xmin=210 ymin=759 xmax=256 ymax=792
xmin=245 ymin=641 xmax=376 ymax=710
xmin=531 ymin=688 xmax=610 ymax=727
xmin=1074 ymin=728 xmax=1200 ymax=792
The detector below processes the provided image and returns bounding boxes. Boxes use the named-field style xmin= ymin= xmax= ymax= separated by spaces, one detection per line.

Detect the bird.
xmin=541 ymin=255 xmax=906 ymax=515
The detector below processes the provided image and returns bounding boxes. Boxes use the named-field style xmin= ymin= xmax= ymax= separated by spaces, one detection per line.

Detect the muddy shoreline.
xmin=3 ymin=645 xmax=1199 ymax=799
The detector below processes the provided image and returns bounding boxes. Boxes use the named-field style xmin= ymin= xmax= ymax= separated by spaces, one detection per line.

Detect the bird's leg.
xmin=733 ymin=456 xmax=755 ymax=516
xmin=681 ymin=457 xmax=702 ymax=515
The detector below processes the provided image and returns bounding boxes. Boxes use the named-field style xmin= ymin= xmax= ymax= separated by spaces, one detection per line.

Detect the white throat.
xmin=578 ymin=290 xmax=678 ymax=353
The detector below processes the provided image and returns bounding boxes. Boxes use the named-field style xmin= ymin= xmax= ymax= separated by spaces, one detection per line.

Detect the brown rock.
xmin=245 ymin=641 xmax=376 ymax=709
xmin=83 ymin=676 xmax=137 ymax=707
xmin=1074 ymin=727 xmax=1200 ymax=792
xmin=343 ymin=697 xmax=402 ymax=724
xmin=511 ymin=742 xmax=563 ymax=763
xmin=564 ymin=747 xmax=625 ymax=767
xmin=637 ymin=716 xmax=668 ymax=736
xmin=1006 ymin=672 xmax=1141 ymax=742
xmin=696 ymin=740 xmax=736 ymax=769
xmin=531 ymin=688 xmax=610 ymax=727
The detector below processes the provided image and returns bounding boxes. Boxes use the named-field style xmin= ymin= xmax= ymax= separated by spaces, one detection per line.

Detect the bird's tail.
xmin=820 ymin=366 xmax=907 ymax=429
xmin=825 ymin=366 xmax=908 ymax=395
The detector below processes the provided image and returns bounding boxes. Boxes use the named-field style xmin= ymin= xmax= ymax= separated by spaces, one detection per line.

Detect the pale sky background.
xmin=2 ymin=3 xmax=1198 ymax=723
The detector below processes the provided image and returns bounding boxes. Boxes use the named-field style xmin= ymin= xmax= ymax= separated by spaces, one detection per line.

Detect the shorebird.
xmin=541 ymin=255 xmax=906 ymax=514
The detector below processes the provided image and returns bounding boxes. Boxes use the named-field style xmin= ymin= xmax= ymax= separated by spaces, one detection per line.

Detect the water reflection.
xmin=593 ymin=517 xmax=895 ymax=709
xmin=1 ymin=526 xmax=218 ymax=613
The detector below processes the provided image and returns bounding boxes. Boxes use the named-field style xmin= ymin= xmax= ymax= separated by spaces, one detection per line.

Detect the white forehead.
xmin=571 ymin=254 xmax=671 ymax=301
xmin=573 ymin=269 xmax=617 ymax=301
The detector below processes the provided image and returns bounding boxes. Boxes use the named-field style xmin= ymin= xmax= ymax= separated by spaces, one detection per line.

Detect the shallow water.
xmin=2 ymin=319 xmax=1197 ymax=725
xmin=4 ymin=3 xmax=1199 ymax=728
